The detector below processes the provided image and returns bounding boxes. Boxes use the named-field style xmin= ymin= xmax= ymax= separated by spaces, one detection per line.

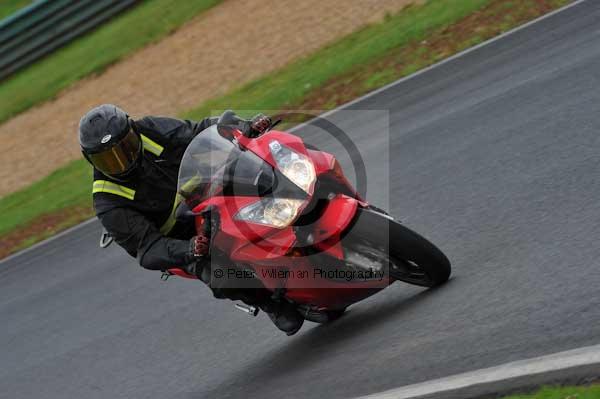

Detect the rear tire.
xmin=342 ymin=208 xmax=451 ymax=288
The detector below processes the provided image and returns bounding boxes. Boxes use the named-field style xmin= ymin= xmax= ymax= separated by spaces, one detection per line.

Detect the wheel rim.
xmin=343 ymin=242 xmax=433 ymax=286
xmin=389 ymin=258 xmax=433 ymax=286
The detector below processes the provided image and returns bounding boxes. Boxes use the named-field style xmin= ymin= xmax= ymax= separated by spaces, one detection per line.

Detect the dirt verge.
xmin=0 ymin=0 xmax=416 ymax=197
xmin=0 ymin=205 xmax=93 ymax=259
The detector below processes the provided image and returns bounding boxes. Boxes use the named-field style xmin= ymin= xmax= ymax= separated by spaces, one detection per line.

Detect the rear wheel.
xmin=342 ymin=208 xmax=451 ymax=288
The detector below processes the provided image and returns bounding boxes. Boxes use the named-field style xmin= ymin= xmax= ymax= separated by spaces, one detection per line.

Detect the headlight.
xmin=269 ymin=141 xmax=316 ymax=193
xmin=235 ymin=198 xmax=305 ymax=228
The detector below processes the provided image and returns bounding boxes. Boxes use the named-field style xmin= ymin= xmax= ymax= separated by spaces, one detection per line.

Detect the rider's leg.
xmin=193 ymin=259 xmax=304 ymax=335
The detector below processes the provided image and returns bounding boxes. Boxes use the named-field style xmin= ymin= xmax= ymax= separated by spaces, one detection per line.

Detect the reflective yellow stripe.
xmin=160 ymin=175 xmax=202 ymax=234
xmin=141 ymin=134 xmax=164 ymax=156
xmin=92 ymin=180 xmax=136 ymax=200
xmin=160 ymin=193 xmax=183 ymax=235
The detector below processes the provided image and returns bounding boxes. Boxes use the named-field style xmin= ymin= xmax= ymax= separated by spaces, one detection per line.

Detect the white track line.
xmin=1 ymin=0 xmax=588 ymax=265
xmin=0 ymin=217 xmax=97 ymax=265
xmin=357 ymin=344 xmax=600 ymax=399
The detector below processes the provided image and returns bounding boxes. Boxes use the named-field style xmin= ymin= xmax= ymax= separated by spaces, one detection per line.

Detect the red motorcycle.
xmin=163 ymin=116 xmax=451 ymax=324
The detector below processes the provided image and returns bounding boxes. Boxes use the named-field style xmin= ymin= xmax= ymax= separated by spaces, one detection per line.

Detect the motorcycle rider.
xmin=79 ymin=104 xmax=304 ymax=335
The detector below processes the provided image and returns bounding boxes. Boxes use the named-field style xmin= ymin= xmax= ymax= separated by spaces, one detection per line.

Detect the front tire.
xmin=387 ymin=220 xmax=451 ymax=287
xmin=342 ymin=208 xmax=451 ymax=287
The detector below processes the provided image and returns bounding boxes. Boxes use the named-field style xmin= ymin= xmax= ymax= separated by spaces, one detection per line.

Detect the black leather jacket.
xmin=93 ymin=115 xmax=216 ymax=270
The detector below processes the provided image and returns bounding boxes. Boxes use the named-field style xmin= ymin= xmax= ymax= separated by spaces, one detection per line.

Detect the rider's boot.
xmin=197 ymin=263 xmax=305 ymax=336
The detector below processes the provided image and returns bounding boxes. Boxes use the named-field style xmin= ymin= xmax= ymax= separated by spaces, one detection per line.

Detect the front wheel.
xmin=342 ymin=208 xmax=451 ymax=288
xmin=387 ymin=221 xmax=450 ymax=287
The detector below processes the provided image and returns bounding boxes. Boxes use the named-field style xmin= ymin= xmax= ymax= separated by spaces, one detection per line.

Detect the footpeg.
xmin=234 ymin=303 xmax=259 ymax=317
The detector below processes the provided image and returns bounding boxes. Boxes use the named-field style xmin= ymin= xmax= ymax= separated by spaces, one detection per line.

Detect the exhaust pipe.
xmin=234 ymin=303 xmax=259 ymax=317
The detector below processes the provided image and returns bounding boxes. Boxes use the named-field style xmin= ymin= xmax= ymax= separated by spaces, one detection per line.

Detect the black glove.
xmin=189 ymin=234 xmax=209 ymax=258
xmin=217 ymin=110 xmax=272 ymax=138
xmin=249 ymin=113 xmax=272 ymax=137
xmin=182 ymin=235 xmax=210 ymax=279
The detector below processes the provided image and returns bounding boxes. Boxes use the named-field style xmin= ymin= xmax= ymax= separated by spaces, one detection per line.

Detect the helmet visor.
xmin=88 ymin=130 xmax=141 ymax=176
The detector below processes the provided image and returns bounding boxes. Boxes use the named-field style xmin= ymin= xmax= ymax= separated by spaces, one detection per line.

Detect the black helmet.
xmin=79 ymin=104 xmax=142 ymax=181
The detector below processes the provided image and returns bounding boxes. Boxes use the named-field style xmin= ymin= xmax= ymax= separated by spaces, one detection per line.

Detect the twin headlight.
xmin=235 ymin=198 xmax=305 ymax=228
xmin=235 ymin=140 xmax=316 ymax=228
xmin=268 ymin=140 xmax=316 ymax=193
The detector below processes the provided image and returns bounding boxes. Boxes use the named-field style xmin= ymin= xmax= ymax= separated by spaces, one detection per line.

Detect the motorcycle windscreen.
xmin=177 ymin=124 xmax=276 ymax=208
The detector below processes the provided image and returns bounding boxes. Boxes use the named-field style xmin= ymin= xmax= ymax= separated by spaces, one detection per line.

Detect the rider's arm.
xmin=188 ymin=116 xmax=219 ymax=135
xmin=133 ymin=116 xmax=218 ymax=149
xmin=176 ymin=116 xmax=219 ymax=144
xmin=97 ymin=207 xmax=194 ymax=270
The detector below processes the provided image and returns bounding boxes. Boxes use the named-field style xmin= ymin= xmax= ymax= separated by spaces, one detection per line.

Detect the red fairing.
xmin=167 ymin=268 xmax=198 ymax=280
xmin=233 ymin=227 xmax=297 ymax=261
xmin=192 ymin=196 xmax=297 ymax=262
xmin=313 ymin=194 xmax=358 ymax=260
xmin=314 ymin=194 xmax=358 ymax=242
xmin=238 ymin=129 xmax=337 ymax=179
xmin=236 ymin=130 xmax=311 ymax=170
xmin=306 ymin=148 xmax=336 ymax=176
xmin=307 ymin=148 xmax=363 ymax=201
xmin=169 ymin=124 xmax=394 ymax=311
xmin=238 ymin=129 xmax=360 ymax=198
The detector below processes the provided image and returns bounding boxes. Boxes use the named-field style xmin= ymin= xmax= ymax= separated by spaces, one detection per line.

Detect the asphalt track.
xmin=2 ymin=1 xmax=600 ymax=398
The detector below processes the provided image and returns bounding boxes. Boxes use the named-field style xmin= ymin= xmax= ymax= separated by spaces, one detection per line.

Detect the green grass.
xmin=0 ymin=0 xmax=221 ymax=124
xmin=0 ymin=0 xmax=32 ymax=20
xmin=502 ymin=384 xmax=600 ymax=399
xmin=183 ymin=0 xmax=491 ymax=119
xmin=0 ymin=159 xmax=91 ymax=236
xmin=0 ymin=0 xmax=571 ymax=256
